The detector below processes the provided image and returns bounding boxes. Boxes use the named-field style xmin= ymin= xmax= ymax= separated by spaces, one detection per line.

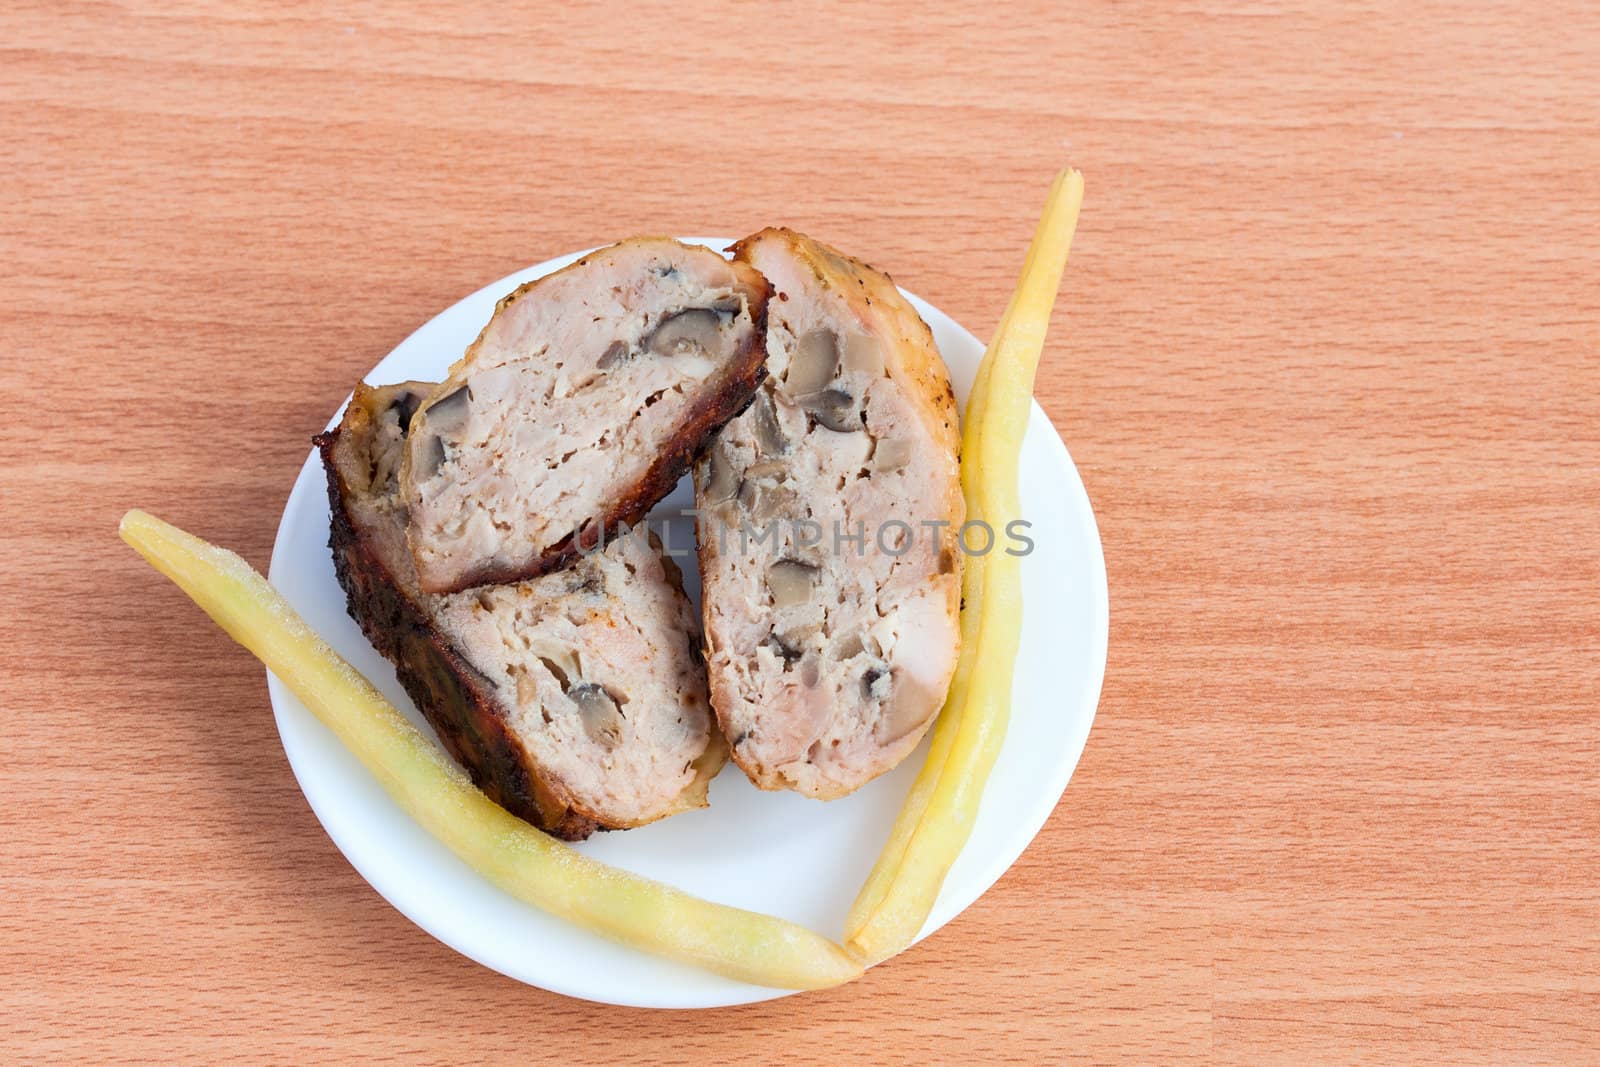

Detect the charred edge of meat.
xmin=313 ymin=428 xmax=599 ymax=841
xmin=432 ymin=286 xmax=774 ymax=593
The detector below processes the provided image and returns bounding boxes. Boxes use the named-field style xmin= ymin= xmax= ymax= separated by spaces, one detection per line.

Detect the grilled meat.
xmin=317 ymin=381 xmax=724 ymax=839
xmin=695 ymin=229 xmax=964 ymax=798
xmin=401 ymin=238 xmax=770 ymax=595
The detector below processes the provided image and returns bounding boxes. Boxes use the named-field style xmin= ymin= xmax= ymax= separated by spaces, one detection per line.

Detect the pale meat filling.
xmin=437 ymin=536 xmax=713 ymax=821
xmin=358 ymin=396 xmax=716 ymax=826
xmin=700 ymin=293 xmax=960 ymax=796
xmin=407 ymin=255 xmax=756 ymax=589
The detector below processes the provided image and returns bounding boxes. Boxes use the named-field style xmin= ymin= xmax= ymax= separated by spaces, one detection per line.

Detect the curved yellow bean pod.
xmin=120 ymin=509 xmax=861 ymax=991
xmin=844 ymin=318 xmax=1000 ymax=940
xmin=847 ymin=169 xmax=1084 ymax=963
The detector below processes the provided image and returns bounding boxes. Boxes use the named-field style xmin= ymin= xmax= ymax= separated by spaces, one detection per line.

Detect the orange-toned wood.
xmin=2 ymin=2 xmax=1595 ymax=1061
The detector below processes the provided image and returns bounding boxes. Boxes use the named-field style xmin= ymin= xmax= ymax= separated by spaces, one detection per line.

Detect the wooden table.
xmin=4 ymin=3 xmax=1596 ymax=1062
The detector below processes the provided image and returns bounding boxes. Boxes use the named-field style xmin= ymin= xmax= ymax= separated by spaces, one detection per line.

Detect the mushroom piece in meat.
xmin=569 ymin=682 xmax=626 ymax=749
xmin=425 ymin=385 xmax=470 ymax=429
xmin=740 ymin=480 xmax=799 ymax=524
xmin=701 ymin=444 xmax=740 ymax=504
xmin=786 ymin=328 xmax=840 ymax=395
xmin=766 ymin=559 xmax=818 ymax=608
xmin=831 ymin=631 xmax=865 ymax=660
xmin=413 ymin=385 xmax=471 ymax=480
xmin=744 ymin=459 xmax=789 ymax=482
xmin=418 ymin=434 xmax=449 ymax=480
xmin=870 ymin=668 xmax=935 ymax=744
xmin=871 ymin=438 xmax=913 ymax=473
xmin=751 ymin=390 xmax=789 ymax=455
xmin=647 ymin=308 xmax=727 ymax=359
xmin=800 ymin=388 xmax=861 ymax=433
xmin=840 ymin=333 xmax=884 ymax=377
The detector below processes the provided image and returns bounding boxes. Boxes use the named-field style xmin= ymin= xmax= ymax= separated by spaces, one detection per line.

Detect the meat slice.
xmin=317 ymin=381 xmax=724 ymax=840
xmin=401 ymin=238 xmax=771 ymax=594
xmin=695 ymin=229 xmax=964 ymax=799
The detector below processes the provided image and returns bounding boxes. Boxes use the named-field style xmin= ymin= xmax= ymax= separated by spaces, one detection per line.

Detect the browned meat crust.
xmin=315 ymin=422 xmax=599 ymax=840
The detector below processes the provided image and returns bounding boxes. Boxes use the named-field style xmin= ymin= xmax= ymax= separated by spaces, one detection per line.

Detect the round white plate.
xmin=266 ymin=238 xmax=1107 ymax=1009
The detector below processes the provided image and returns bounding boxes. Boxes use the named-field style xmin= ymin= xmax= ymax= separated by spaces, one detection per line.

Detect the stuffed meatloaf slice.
xmin=317 ymin=381 xmax=724 ymax=840
xmin=401 ymin=238 xmax=771 ymax=595
xmin=695 ymin=229 xmax=964 ymax=799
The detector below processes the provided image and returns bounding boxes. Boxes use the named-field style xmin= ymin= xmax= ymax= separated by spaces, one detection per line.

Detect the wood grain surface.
xmin=3 ymin=2 xmax=1597 ymax=1062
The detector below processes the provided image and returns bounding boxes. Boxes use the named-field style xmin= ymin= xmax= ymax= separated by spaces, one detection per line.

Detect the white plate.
xmin=266 ymin=238 xmax=1107 ymax=1009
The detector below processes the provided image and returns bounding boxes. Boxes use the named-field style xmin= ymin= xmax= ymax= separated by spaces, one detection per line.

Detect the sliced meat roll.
xmin=317 ymin=381 xmax=724 ymax=840
xmin=695 ymin=228 xmax=964 ymax=799
xmin=401 ymin=238 xmax=771 ymax=594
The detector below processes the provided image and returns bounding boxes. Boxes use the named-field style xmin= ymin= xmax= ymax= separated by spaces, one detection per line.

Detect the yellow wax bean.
xmin=847 ymin=170 xmax=1084 ymax=963
xmin=120 ymin=509 xmax=861 ymax=991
